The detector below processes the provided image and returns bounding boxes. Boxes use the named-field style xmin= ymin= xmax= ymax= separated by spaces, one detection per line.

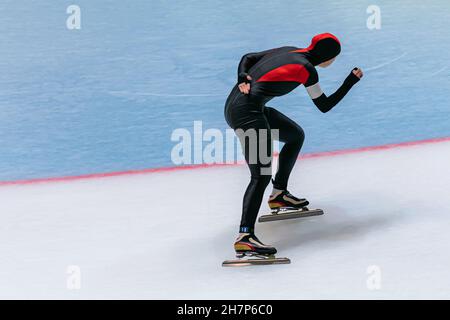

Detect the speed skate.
xmin=222 ymin=232 xmax=290 ymax=267
xmin=258 ymin=206 xmax=324 ymax=223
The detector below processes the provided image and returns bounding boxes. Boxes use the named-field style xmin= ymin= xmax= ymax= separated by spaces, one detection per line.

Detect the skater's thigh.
xmin=234 ymin=114 xmax=272 ymax=172
xmin=264 ymin=107 xmax=304 ymax=144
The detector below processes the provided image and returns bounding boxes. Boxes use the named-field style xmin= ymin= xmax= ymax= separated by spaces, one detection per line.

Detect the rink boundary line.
xmin=1 ymin=136 xmax=450 ymax=187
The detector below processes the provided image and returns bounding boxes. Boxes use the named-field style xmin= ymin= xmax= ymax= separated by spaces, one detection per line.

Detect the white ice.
xmin=1 ymin=141 xmax=450 ymax=299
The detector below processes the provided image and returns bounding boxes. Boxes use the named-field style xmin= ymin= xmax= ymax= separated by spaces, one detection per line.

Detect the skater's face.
xmin=318 ymin=57 xmax=336 ymax=68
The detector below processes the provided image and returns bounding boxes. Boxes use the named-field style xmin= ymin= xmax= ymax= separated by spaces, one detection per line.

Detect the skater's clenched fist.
xmin=352 ymin=67 xmax=364 ymax=79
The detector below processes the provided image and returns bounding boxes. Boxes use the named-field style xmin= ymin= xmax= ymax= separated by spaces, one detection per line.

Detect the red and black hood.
xmin=294 ymin=33 xmax=341 ymax=66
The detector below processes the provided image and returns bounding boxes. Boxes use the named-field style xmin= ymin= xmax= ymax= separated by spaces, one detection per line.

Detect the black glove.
xmin=238 ymin=72 xmax=251 ymax=85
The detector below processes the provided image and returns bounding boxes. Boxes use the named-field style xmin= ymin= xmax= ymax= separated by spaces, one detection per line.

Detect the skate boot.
xmin=234 ymin=232 xmax=277 ymax=258
xmin=268 ymin=189 xmax=309 ymax=211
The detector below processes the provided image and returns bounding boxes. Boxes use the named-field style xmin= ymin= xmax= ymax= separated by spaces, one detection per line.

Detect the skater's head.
xmin=303 ymin=33 xmax=341 ymax=67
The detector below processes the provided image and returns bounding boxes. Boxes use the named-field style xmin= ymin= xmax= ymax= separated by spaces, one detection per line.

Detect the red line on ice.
xmin=1 ymin=136 xmax=450 ymax=187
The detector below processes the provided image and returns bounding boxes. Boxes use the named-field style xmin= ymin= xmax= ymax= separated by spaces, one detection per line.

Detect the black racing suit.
xmin=224 ymin=45 xmax=360 ymax=233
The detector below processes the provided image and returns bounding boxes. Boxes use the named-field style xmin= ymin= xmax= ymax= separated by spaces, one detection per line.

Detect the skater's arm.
xmin=306 ymin=68 xmax=363 ymax=113
xmin=237 ymin=48 xmax=278 ymax=84
xmin=237 ymin=52 xmax=262 ymax=82
xmin=237 ymin=48 xmax=277 ymax=94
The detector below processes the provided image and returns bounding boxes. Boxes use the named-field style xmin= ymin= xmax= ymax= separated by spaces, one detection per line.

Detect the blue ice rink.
xmin=1 ymin=0 xmax=449 ymax=181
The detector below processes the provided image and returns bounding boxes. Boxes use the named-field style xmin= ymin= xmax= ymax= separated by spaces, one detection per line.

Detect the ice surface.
xmin=1 ymin=1 xmax=450 ymax=180
xmin=1 ymin=141 xmax=450 ymax=299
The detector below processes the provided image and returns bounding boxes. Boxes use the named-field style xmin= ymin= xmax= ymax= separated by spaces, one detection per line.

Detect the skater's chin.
xmin=318 ymin=57 xmax=336 ymax=68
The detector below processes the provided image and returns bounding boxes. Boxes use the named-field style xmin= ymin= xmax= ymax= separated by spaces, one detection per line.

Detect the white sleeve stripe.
xmin=306 ymin=83 xmax=323 ymax=100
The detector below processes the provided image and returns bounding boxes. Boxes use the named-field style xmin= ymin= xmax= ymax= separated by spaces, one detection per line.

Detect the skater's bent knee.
xmin=287 ymin=126 xmax=305 ymax=146
xmin=296 ymin=125 xmax=305 ymax=142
